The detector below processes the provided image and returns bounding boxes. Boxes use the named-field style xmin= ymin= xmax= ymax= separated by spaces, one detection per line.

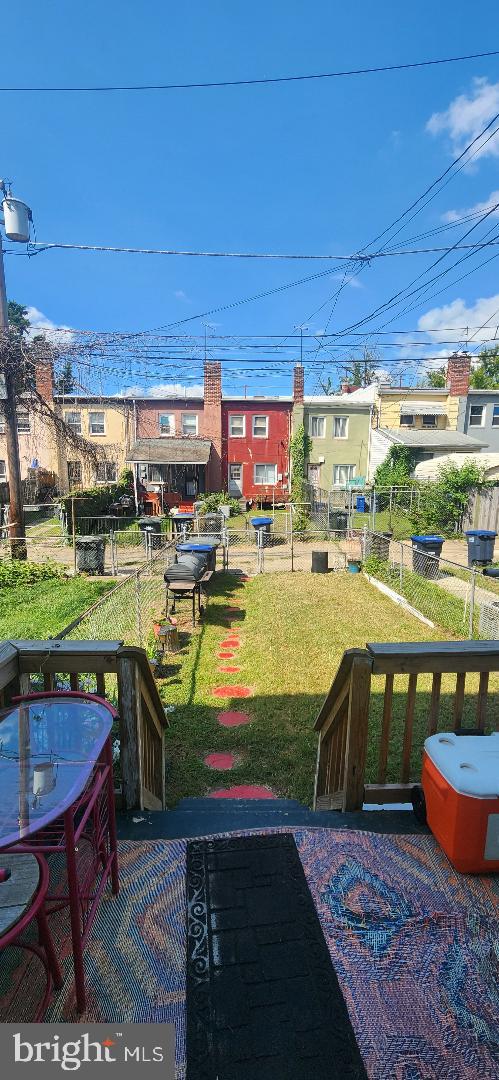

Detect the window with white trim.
xmin=0 ymin=460 xmax=5 ymax=479
xmin=254 ymin=463 xmax=277 ymax=485
xmin=181 ymin=413 xmax=198 ymax=436
xmin=493 ymin=404 xmax=499 ymax=427
xmin=400 ymin=413 xmax=414 ymax=427
xmin=469 ymin=404 xmax=484 ymax=427
xmin=310 ymin=416 xmax=325 ymax=438
xmin=89 ymin=410 xmax=105 ymax=435
xmin=333 ymin=464 xmax=355 ymax=486
xmin=158 ymin=413 xmax=175 ymax=436
xmin=252 ymin=415 xmax=269 ymax=438
xmin=95 ymin=462 xmax=117 ymax=483
xmin=64 ymin=410 xmax=82 ymax=434
xmin=229 ymin=414 xmax=245 ymax=437
xmin=333 ymin=416 xmax=348 ymax=439
xmin=16 ymin=408 xmax=30 ymax=434
xmin=422 ymin=414 xmax=437 ymax=428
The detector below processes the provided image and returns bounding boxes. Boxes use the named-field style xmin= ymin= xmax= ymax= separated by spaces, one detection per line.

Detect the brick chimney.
xmin=340 ymin=381 xmax=357 ymax=394
xmin=203 ymin=362 xmax=222 ymax=490
xmin=35 ymin=361 xmax=54 ymax=402
xmin=446 ymin=351 xmax=471 ymax=396
xmin=293 ymin=364 xmax=304 ymax=403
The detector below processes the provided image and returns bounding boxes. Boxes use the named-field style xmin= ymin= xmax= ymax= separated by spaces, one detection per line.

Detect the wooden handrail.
xmin=0 ymin=640 xmax=169 ymax=811
xmin=315 ymin=639 xmax=499 ymax=812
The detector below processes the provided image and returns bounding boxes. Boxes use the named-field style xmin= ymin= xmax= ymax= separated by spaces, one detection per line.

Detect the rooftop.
xmin=380 ymin=427 xmax=487 ymax=449
xmin=126 ymin=437 xmax=212 ymax=464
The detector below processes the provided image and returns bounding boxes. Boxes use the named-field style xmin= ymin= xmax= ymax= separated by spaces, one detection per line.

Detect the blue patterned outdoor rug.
xmin=0 ymin=830 xmax=497 ymax=1080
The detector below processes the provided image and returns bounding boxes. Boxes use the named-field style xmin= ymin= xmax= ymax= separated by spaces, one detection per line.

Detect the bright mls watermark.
xmin=2 ymin=1024 xmax=175 ymax=1076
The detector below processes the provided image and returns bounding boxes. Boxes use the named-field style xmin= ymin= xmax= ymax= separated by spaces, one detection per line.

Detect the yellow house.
xmin=375 ymin=352 xmax=471 ymax=432
xmin=53 ymin=396 xmax=133 ymax=492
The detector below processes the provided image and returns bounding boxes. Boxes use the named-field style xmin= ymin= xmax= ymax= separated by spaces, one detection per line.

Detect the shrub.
xmin=199 ymin=492 xmax=241 ymax=516
xmin=290 ymin=424 xmax=312 ymax=531
xmin=0 ymin=559 xmax=64 ymax=588
xmin=411 ymin=460 xmax=490 ymax=537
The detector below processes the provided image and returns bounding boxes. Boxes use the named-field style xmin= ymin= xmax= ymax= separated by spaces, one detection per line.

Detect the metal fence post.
xmin=135 ymin=570 xmax=143 ymax=646
xmin=361 ymin=524 xmax=367 ymax=561
xmin=399 ymin=541 xmax=404 ymax=592
xmin=290 ymin=509 xmax=294 ymax=572
xmin=469 ymin=568 xmax=477 ymax=639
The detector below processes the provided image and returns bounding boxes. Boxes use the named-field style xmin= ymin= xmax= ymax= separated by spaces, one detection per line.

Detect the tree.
xmin=469 ymin=345 xmax=499 ymax=389
xmin=344 ymin=345 xmax=380 ymax=387
xmin=55 ymin=359 xmax=75 ymax=395
xmin=318 ymin=375 xmax=335 ymax=395
xmin=425 ymin=366 xmax=446 ymax=388
xmin=374 ymin=444 xmax=415 ymax=487
xmin=7 ymin=301 xmax=30 ymax=335
xmin=411 ymin=459 xmax=488 ymax=536
xmin=290 ymin=423 xmax=312 ymax=530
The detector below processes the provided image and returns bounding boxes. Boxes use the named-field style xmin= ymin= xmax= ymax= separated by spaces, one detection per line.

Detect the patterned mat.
xmin=0 ymin=830 xmax=497 ymax=1080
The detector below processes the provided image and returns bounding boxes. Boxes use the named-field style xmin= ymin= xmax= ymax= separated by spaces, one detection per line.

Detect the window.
xmin=252 ymin=415 xmax=269 ymax=438
xmin=333 ymin=416 xmax=348 ymax=439
xmin=254 ymin=463 xmax=277 ymax=485
xmin=16 ymin=408 xmax=30 ymax=434
xmin=67 ymin=461 xmax=82 ymax=487
xmin=64 ymin=410 xmax=82 ymax=434
xmin=229 ymin=414 xmax=245 ymax=437
xmin=333 ymin=464 xmax=355 ymax=486
xmin=469 ymin=404 xmax=484 ymax=427
xmin=310 ymin=416 xmax=325 ymax=438
xmin=0 ymin=460 xmax=5 ymax=479
xmin=89 ymin=411 xmax=105 ymax=435
xmin=400 ymin=413 xmax=414 ymax=427
xmin=158 ymin=413 xmax=175 ymax=436
xmin=181 ymin=413 xmax=198 ymax=436
xmin=422 ymin=414 xmax=437 ymax=428
xmin=493 ymin=405 xmax=499 ymax=428
xmin=95 ymin=462 xmax=117 ymax=483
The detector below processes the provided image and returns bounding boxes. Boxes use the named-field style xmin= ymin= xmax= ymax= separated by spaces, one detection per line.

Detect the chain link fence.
xmin=363 ymin=530 xmax=499 ymax=639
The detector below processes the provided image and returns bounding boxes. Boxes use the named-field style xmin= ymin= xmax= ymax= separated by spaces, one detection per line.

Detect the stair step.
xmin=117 ymin=807 xmax=425 ymax=841
xmin=176 ymin=797 xmax=305 ymax=813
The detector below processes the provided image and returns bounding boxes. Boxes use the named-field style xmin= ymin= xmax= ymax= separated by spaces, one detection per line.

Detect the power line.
xmin=2 ymin=50 xmax=498 ymax=93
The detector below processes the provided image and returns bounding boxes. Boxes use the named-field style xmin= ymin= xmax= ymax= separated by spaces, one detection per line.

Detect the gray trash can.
xmin=312 ymin=550 xmax=328 ymax=573
xmin=75 ymin=535 xmax=106 ymax=575
xmin=138 ymin=517 xmax=163 ymax=550
xmin=411 ymin=535 xmax=444 ymax=579
xmin=465 ymin=530 xmax=497 ymax=566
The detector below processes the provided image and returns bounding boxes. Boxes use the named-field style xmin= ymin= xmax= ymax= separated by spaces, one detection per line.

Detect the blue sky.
xmin=3 ymin=0 xmax=499 ymax=396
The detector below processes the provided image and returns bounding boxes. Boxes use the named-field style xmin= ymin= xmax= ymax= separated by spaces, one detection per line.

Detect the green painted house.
xmin=293 ymin=383 xmax=373 ymax=489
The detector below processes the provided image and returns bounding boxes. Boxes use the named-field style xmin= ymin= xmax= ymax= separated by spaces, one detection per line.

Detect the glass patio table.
xmin=0 ymin=691 xmax=119 ymax=1012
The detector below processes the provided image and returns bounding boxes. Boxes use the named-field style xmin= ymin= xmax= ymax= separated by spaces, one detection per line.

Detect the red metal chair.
xmin=0 ymin=852 xmax=63 ymax=1021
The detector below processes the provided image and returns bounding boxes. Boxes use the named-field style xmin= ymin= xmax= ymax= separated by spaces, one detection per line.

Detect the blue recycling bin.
xmin=465 ymin=530 xmax=497 ymax=567
xmin=176 ymin=541 xmax=218 ymax=571
xmin=356 ymin=495 xmax=367 ymax=513
xmin=172 ymin=512 xmax=195 ymax=534
xmin=251 ymin=516 xmax=273 ymax=533
xmin=410 ymin=535 xmax=444 ymax=579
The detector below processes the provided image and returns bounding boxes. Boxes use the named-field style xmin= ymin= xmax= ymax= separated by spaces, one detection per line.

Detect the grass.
xmin=351 ymin=508 xmax=416 ymax=539
xmin=364 ymin=557 xmax=475 ymax=637
xmin=0 ymin=576 xmax=114 ymax=639
xmin=159 ymin=570 xmax=459 ymax=808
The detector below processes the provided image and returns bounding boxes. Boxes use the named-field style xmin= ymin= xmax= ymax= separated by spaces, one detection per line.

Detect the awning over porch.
xmin=399 ymin=401 xmax=446 ymax=415
xmin=126 ymin=438 xmax=212 ymax=465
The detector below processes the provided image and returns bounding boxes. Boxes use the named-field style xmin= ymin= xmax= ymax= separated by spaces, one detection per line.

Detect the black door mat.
xmin=186 ymin=833 xmax=367 ymax=1080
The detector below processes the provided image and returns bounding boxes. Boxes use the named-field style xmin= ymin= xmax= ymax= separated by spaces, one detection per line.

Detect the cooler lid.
xmin=424 ymin=732 xmax=499 ymax=797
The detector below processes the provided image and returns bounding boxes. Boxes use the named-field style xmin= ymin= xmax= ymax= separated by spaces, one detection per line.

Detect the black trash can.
xmin=138 ymin=516 xmax=163 ymax=550
xmin=75 ymin=535 xmax=106 ymax=575
xmin=411 ymin=535 xmax=444 ymax=579
xmin=465 ymin=529 xmax=497 ymax=567
xmin=328 ymin=509 xmax=348 ymax=531
xmin=312 ymin=550 xmax=328 ymax=573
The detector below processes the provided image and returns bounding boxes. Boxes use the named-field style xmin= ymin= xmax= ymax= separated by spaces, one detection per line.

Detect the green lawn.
xmin=0 ymin=576 xmax=114 ymax=639
xmin=159 ymin=571 xmax=477 ymax=808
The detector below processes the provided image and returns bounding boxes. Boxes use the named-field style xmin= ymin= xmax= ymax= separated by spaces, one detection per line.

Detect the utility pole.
xmin=0 ymin=227 xmax=26 ymax=559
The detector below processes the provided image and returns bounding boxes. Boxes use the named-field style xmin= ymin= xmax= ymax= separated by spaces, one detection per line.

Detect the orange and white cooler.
xmin=422 ymin=732 xmax=499 ymax=873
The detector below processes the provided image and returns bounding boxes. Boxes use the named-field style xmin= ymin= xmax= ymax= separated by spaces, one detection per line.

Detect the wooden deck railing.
xmin=314 ymin=640 xmax=499 ymax=811
xmin=0 ymin=639 xmax=169 ymax=811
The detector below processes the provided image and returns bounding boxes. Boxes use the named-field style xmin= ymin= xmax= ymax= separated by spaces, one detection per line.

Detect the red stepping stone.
xmin=218 ymin=651 xmax=235 ymax=659
xmin=213 ymin=686 xmax=252 ymax=698
xmin=220 ymin=638 xmax=241 ymax=648
xmin=204 ymin=752 xmax=236 ymax=771
xmin=217 ymin=710 xmax=251 ymax=728
xmin=218 ymin=666 xmax=241 ymax=673
xmin=209 ymin=785 xmax=276 ymax=799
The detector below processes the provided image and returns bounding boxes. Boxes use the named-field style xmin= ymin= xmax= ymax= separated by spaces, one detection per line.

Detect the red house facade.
xmin=221 ymin=399 xmax=292 ymax=502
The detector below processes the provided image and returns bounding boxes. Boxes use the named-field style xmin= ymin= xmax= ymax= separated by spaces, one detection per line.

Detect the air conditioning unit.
xmin=277 ymin=473 xmax=283 ymax=481
xmin=318 ymin=456 xmax=325 ymax=464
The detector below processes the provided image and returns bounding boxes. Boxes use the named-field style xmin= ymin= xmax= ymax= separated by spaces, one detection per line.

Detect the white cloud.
xmin=418 ymin=294 xmax=499 ymax=345
xmin=25 ymin=305 xmax=74 ymax=343
xmin=173 ymin=289 xmax=190 ymax=301
xmin=118 ymin=382 xmax=204 ymax=399
xmin=442 ymin=190 xmax=499 ymax=223
xmin=426 ymin=78 xmax=499 ymax=162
